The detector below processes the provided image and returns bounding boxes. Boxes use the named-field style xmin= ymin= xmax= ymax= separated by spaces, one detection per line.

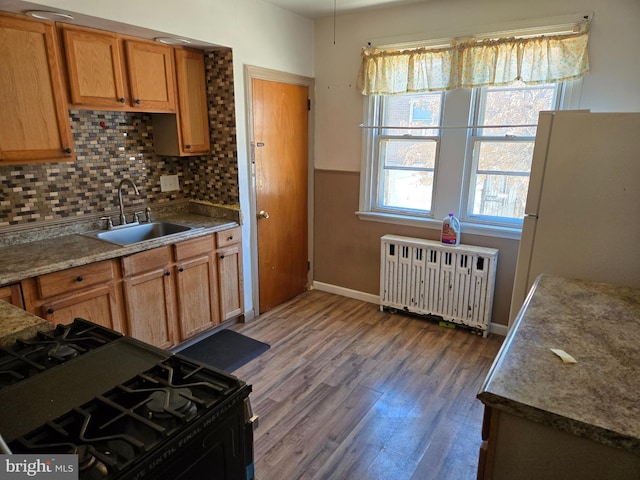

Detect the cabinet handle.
xmin=165 ymin=271 xmax=171 ymax=276
xmin=135 ymin=99 xmax=141 ymax=105
xmin=228 ymin=236 xmax=233 ymax=241
xmin=47 ymin=308 xmax=54 ymax=315
xmin=119 ymin=97 xmax=126 ymax=103
xmin=178 ymin=267 xmax=184 ymax=273
xmin=64 ymin=147 xmax=72 ymax=154
xmin=220 ymin=255 xmax=225 ymax=259
xmin=76 ymin=276 xmax=83 ymax=282
xmin=185 ymin=144 xmax=191 ymax=149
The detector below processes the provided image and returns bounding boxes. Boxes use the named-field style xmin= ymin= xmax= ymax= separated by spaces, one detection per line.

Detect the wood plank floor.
xmin=232 ymin=290 xmax=503 ymax=480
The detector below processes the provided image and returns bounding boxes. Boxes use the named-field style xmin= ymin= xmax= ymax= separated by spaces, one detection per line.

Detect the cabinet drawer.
xmin=215 ymin=227 xmax=241 ymax=248
xmin=37 ymin=260 xmax=116 ymax=298
xmin=122 ymin=246 xmax=172 ymax=277
xmin=174 ymin=235 xmax=214 ymax=262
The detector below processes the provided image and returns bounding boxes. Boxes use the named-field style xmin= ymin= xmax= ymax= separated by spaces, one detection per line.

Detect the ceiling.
xmin=261 ymin=0 xmax=426 ymax=19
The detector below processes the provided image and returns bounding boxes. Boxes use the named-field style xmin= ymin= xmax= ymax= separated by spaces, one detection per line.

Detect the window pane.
xmin=476 ymin=141 xmax=535 ymax=172
xmin=471 ymin=174 xmax=529 ymax=219
xmin=381 ymin=170 xmax=434 ymax=211
xmin=380 ymin=138 xmax=437 ymax=168
xmin=383 ymin=93 xmax=442 ymax=135
xmin=479 ymin=83 xmax=557 ymax=136
xmin=466 ymin=82 xmax=560 ymax=223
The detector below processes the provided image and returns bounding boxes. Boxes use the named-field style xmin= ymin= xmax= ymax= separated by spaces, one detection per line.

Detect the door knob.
xmin=258 ymin=210 xmax=270 ymax=219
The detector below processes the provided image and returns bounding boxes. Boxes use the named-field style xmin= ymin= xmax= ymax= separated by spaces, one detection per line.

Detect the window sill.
xmin=355 ymin=210 xmax=522 ymax=241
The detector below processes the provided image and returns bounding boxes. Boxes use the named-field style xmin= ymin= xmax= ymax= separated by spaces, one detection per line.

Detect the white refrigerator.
xmin=509 ymin=110 xmax=640 ymax=324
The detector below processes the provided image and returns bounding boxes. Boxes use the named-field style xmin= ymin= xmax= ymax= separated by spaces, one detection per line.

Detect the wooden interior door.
xmin=252 ymin=78 xmax=309 ymax=313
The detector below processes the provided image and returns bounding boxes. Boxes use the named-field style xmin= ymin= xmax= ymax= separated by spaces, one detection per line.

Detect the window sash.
xmin=463 ymin=83 xmax=562 ymax=225
xmin=374 ymin=135 xmax=439 ymax=215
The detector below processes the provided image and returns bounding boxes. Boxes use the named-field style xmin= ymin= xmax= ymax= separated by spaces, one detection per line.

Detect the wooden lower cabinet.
xmin=0 ymin=283 xmax=24 ymax=308
xmin=477 ymin=406 xmax=640 ymax=480
xmin=41 ymin=284 xmax=121 ymax=329
xmin=216 ymin=227 xmax=244 ymax=322
xmin=19 ymin=227 xmax=243 ymax=349
xmin=174 ymin=235 xmax=219 ymax=341
xmin=121 ymin=246 xmax=177 ymax=349
xmin=22 ymin=259 xmax=124 ymax=332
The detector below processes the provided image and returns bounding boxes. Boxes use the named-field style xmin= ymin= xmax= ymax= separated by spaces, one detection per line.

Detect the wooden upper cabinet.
xmin=0 ymin=13 xmax=74 ymax=165
xmin=61 ymin=25 xmax=127 ymax=108
xmin=175 ymin=48 xmax=210 ymax=154
xmin=124 ymin=40 xmax=175 ymax=112
xmin=60 ymin=24 xmax=175 ymax=112
xmin=153 ymin=48 xmax=210 ymax=156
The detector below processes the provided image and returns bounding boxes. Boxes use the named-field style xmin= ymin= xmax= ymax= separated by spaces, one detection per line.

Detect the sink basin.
xmin=84 ymin=222 xmax=199 ymax=246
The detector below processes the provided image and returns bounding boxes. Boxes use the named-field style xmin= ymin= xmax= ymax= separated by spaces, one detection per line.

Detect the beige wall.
xmin=314 ymin=170 xmax=519 ymax=327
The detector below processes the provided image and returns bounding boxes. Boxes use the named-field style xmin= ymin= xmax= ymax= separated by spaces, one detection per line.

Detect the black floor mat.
xmin=178 ymin=329 xmax=270 ymax=373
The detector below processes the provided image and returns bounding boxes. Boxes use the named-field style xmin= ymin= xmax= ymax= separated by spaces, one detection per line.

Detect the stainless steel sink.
xmin=83 ymin=221 xmax=199 ymax=246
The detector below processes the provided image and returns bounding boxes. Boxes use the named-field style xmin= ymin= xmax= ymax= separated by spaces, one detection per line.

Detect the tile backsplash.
xmin=0 ymin=49 xmax=239 ymax=228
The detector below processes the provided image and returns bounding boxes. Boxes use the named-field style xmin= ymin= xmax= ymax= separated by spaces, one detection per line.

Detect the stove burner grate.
xmin=0 ymin=319 xmax=121 ymax=390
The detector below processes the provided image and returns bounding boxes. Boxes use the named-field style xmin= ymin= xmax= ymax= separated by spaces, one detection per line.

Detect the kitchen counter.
xmin=0 ymin=300 xmax=53 ymax=348
xmin=478 ymin=274 xmax=640 ymax=466
xmin=0 ymin=202 xmax=240 ymax=286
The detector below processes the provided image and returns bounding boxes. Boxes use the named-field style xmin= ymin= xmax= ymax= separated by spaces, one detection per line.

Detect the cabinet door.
xmin=217 ymin=244 xmax=244 ymax=321
xmin=61 ymin=25 xmax=128 ymax=109
xmin=175 ymin=48 xmax=210 ymax=155
xmin=0 ymin=14 xmax=74 ymax=165
xmin=40 ymin=284 xmax=123 ymax=332
xmin=123 ymin=267 xmax=176 ymax=349
xmin=124 ymin=40 xmax=176 ymax=112
xmin=0 ymin=283 xmax=24 ymax=308
xmin=175 ymin=254 xmax=219 ymax=341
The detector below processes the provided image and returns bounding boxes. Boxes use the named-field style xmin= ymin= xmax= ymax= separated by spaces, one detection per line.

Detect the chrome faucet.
xmin=117 ymin=179 xmax=140 ymax=225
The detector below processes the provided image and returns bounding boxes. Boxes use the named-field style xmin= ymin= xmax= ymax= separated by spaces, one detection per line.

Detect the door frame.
xmin=244 ymin=65 xmax=315 ymax=319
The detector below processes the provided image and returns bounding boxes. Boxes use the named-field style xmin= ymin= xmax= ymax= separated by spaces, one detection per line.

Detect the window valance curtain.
xmin=357 ymin=24 xmax=590 ymax=95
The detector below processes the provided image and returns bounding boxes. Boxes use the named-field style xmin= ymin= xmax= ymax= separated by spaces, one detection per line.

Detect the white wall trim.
xmin=312 ymin=281 xmax=380 ymax=304
xmin=313 ymin=281 xmax=507 ymax=336
xmin=489 ymin=322 xmax=509 ymax=337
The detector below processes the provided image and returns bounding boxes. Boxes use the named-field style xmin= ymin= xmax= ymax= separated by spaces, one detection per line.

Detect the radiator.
xmin=380 ymin=235 xmax=498 ymax=337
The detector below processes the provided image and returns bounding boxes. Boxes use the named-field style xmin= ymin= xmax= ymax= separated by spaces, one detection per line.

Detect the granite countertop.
xmin=0 ymin=300 xmax=53 ymax=348
xmin=478 ymin=274 xmax=640 ymax=455
xmin=0 ymin=202 xmax=240 ymax=286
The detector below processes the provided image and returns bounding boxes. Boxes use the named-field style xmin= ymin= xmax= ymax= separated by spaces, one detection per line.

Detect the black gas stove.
xmin=0 ymin=319 xmax=254 ymax=480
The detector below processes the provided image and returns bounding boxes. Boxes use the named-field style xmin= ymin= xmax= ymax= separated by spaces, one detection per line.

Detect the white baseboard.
xmin=489 ymin=322 xmax=508 ymax=336
xmin=312 ymin=281 xmax=380 ymax=304
xmin=312 ymin=281 xmax=507 ymax=337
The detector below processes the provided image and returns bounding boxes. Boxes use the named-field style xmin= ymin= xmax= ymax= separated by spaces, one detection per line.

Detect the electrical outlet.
xmin=160 ymin=174 xmax=179 ymax=192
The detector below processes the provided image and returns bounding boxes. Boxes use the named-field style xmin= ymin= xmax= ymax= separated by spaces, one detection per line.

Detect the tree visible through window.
xmin=467 ymin=82 xmax=560 ymax=221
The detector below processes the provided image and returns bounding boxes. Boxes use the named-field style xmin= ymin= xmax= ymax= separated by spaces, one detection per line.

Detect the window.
xmin=359 ymin=80 xmax=575 ymax=236
xmin=465 ymin=82 xmax=561 ymax=223
xmin=375 ymin=93 xmax=443 ymax=215
xmin=357 ymin=16 xmax=589 ymax=237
